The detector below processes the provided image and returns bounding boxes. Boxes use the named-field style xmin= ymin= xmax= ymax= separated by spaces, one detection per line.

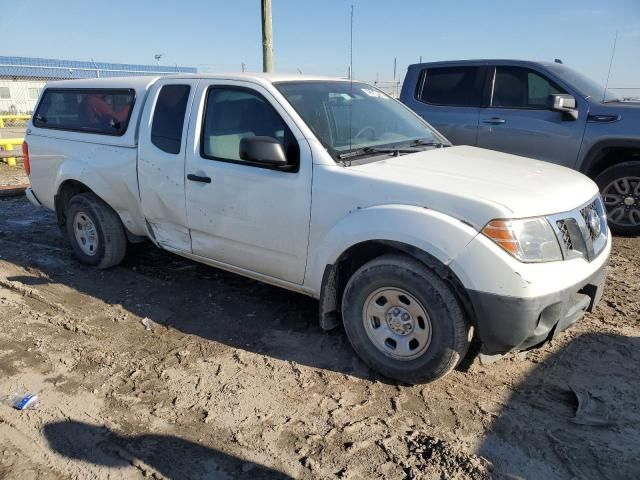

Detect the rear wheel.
xmin=65 ymin=193 xmax=127 ymax=269
xmin=341 ymin=254 xmax=470 ymax=384
xmin=595 ymin=161 xmax=640 ymax=236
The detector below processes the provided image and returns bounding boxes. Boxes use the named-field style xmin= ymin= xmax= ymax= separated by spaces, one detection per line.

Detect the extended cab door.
xmin=138 ymin=79 xmax=199 ymax=251
xmin=477 ymin=66 xmax=586 ymax=167
xmin=408 ymin=65 xmax=486 ymax=145
xmin=183 ymin=81 xmax=312 ymax=284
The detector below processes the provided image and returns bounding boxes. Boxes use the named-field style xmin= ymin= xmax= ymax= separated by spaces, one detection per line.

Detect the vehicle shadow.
xmin=0 ymin=197 xmax=381 ymax=381
xmin=478 ymin=333 xmax=640 ymax=479
xmin=43 ymin=420 xmax=292 ymax=479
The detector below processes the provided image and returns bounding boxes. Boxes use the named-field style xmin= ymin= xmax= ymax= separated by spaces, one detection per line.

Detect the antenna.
xmin=348 ymin=4 xmax=354 ymax=157
xmin=603 ymin=31 xmax=618 ymax=102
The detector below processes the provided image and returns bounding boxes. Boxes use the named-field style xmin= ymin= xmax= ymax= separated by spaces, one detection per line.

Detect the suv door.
xmin=184 ymin=81 xmax=312 ymax=284
xmin=477 ymin=66 xmax=586 ymax=167
xmin=412 ymin=66 xmax=485 ymax=145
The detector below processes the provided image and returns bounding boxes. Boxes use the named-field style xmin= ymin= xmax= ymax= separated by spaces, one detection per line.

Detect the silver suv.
xmin=400 ymin=60 xmax=640 ymax=235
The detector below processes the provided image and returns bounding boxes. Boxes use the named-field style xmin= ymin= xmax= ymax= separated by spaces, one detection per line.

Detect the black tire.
xmin=65 ymin=193 xmax=127 ymax=269
xmin=341 ymin=254 xmax=470 ymax=384
xmin=595 ymin=161 xmax=640 ymax=236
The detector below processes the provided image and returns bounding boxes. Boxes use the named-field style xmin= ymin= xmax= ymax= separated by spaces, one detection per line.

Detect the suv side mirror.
xmin=239 ymin=136 xmax=288 ymax=167
xmin=550 ymin=94 xmax=578 ymax=120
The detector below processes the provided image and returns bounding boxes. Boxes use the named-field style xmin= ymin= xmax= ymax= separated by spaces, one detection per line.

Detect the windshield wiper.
xmin=337 ymin=146 xmax=423 ymax=160
xmin=409 ymin=138 xmax=447 ymax=148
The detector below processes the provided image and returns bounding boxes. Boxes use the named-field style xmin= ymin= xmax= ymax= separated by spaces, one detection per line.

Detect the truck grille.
xmin=549 ymin=196 xmax=607 ymax=261
xmin=556 ymin=220 xmax=573 ymax=250
xmin=580 ymin=200 xmax=599 ymax=241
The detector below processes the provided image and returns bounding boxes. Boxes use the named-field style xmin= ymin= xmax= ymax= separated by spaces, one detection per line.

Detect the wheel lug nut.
xmin=402 ymin=313 xmax=410 ymax=321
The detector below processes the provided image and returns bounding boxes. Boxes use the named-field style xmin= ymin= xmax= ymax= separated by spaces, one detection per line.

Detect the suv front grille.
xmin=549 ymin=196 xmax=607 ymax=261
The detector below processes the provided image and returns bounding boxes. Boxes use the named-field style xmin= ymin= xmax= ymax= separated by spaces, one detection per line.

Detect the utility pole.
xmin=261 ymin=0 xmax=273 ymax=72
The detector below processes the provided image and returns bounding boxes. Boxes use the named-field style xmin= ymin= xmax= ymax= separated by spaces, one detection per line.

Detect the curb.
xmin=0 ymin=184 xmax=29 ymax=198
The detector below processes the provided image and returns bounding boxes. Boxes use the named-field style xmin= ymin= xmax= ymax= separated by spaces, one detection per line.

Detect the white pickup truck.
xmin=23 ymin=73 xmax=610 ymax=383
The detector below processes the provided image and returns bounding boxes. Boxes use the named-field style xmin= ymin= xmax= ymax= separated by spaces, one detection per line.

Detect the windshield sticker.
xmin=361 ymin=88 xmax=388 ymax=99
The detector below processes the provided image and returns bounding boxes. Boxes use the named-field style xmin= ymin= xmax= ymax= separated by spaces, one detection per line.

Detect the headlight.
xmin=482 ymin=218 xmax=562 ymax=262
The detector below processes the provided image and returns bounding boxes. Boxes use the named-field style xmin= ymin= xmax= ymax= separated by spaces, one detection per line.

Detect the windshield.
xmin=275 ymin=81 xmax=445 ymax=160
xmin=546 ymin=63 xmax=622 ymax=103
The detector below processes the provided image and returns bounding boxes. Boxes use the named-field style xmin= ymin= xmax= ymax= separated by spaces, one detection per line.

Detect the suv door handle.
xmin=187 ymin=174 xmax=212 ymax=183
xmin=483 ymin=117 xmax=506 ymax=125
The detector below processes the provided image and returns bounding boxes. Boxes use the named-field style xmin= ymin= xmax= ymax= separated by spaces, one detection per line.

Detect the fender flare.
xmin=580 ymin=138 xmax=640 ymax=177
xmin=306 ymin=204 xmax=479 ymax=295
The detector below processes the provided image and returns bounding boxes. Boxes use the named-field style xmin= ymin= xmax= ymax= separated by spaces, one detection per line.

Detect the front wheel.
xmin=341 ymin=254 xmax=470 ymax=384
xmin=596 ymin=161 xmax=640 ymax=236
xmin=65 ymin=193 xmax=127 ymax=269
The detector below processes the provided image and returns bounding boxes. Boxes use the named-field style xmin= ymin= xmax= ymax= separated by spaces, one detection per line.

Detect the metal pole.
xmin=393 ymin=57 xmax=397 ymax=97
xmin=603 ymin=31 xmax=618 ymax=102
xmin=261 ymin=0 xmax=273 ymax=72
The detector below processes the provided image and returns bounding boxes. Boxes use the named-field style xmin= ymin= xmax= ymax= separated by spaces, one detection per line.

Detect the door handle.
xmin=187 ymin=174 xmax=212 ymax=183
xmin=483 ymin=117 xmax=506 ymax=125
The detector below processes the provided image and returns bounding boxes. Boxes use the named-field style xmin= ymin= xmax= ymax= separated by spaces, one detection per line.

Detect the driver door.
xmin=184 ymin=81 xmax=312 ymax=284
xmin=477 ymin=66 xmax=586 ymax=167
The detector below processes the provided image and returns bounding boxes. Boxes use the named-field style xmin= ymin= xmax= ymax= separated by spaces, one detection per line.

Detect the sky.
xmin=3 ymin=0 xmax=639 ymax=88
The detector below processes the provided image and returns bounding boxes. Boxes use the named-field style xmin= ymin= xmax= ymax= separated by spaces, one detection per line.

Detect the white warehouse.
xmin=0 ymin=56 xmax=197 ymax=114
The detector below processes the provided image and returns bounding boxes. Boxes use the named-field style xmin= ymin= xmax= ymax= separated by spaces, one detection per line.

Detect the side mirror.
xmin=550 ymin=94 xmax=578 ymax=120
xmin=239 ymin=136 xmax=288 ymax=167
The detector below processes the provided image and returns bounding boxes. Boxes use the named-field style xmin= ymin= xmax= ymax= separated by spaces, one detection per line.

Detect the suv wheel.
xmin=65 ymin=193 xmax=127 ymax=269
xmin=595 ymin=161 xmax=640 ymax=236
xmin=341 ymin=254 xmax=470 ymax=384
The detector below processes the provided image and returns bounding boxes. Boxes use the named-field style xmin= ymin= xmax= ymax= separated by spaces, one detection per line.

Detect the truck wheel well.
xmin=318 ymin=240 xmax=475 ymax=331
xmin=585 ymin=146 xmax=640 ymax=179
xmin=54 ymin=180 xmax=92 ymax=227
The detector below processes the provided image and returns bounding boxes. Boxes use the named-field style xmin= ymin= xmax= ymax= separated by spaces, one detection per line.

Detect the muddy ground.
xmin=0 ymin=191 xmax=638 ymax=480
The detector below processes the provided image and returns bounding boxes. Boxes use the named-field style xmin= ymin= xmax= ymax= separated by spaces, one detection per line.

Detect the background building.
xmin=0 ymin=56 xmax=197 ymax=114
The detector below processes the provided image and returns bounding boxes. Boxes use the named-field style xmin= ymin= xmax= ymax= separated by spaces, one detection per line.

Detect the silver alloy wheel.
xmin=362 ymin=287 xmax=432 ymax=361
xmin=73 ymin=211 xmax=99 ymax=256
xmin=602 ymin=176 xmax=640 ymax=227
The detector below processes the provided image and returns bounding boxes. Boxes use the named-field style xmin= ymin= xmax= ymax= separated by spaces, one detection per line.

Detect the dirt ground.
xmin=0 ymin=162 xmax=28 ymax=189
xmin=0 ymin=191 xmax=638 ymax=480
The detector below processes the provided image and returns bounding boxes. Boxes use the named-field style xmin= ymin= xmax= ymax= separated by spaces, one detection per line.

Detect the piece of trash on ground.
xmin=3 ymin=394 xmax=40 ymax=410
xmin=141 ymin=317 xmax=156 ymax=331
xmin=569 ymin=385 xmax=615 ymax=427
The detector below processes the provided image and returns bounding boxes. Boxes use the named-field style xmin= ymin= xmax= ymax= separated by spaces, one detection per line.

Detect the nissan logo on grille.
xmin=588 ymin=209 xmax=601 ymax=238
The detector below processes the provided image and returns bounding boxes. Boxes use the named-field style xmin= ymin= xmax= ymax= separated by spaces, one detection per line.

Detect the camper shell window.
xmin=33 ymin=88 xmax=136 ymax=136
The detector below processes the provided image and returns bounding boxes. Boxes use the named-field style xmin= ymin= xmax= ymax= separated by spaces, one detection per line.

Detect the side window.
xmin=201 ymin=87 xmax=298 ymax=167
xmin=492 ymin=67 xmax=564 ymax=109
xmin=151 ymin=85 xmax=190 ymax=154
xmin=418 ymin=67 xmax=484 ymax=107
xmin=0 ymin=87 xmax=11 ymax=99
xmin=33 ymin=88 xmax=135 ymax=135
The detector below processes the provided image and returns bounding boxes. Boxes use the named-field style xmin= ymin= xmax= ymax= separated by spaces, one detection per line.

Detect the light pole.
xmin=154 ymin=54 xmax=163 ymax=66
xmin=261 ymin=0 xmax=273 ymax=72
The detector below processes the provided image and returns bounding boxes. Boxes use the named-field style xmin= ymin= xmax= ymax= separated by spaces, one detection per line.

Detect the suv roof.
xmin=408 ymin=59 xmax=561 ymax=69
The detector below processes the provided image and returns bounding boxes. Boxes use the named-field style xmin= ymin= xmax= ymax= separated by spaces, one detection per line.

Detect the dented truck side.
xmin=24 ymin=73 xmax=610 ymax=383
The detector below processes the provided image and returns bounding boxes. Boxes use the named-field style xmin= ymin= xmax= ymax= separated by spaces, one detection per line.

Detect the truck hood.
xmin=351 ymin=145 xmax=598 ymax=229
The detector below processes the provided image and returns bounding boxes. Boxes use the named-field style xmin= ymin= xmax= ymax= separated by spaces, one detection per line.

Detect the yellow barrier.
xmin=0 ymin=137 xmax=24 ymax=166
xmin=0 ymin=115 xmax=31 ymax=128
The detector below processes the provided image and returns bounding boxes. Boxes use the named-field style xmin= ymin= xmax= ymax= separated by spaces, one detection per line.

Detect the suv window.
xmin=33 ymin=88 xmax=135 ymax=136
xmin=492 ymin=67 xmax=564 ymax=109
xmin=418 ymin=67 xmax=484 ymax=107
xmin=151 ymin=85 xmax=190 ymax=154
xmin=201 ymin=87 xmax=298 ymax=167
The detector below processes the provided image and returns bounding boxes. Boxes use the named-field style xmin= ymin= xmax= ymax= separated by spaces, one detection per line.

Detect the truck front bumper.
xmin=467 ymin=260 xmax=607 ymax=354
